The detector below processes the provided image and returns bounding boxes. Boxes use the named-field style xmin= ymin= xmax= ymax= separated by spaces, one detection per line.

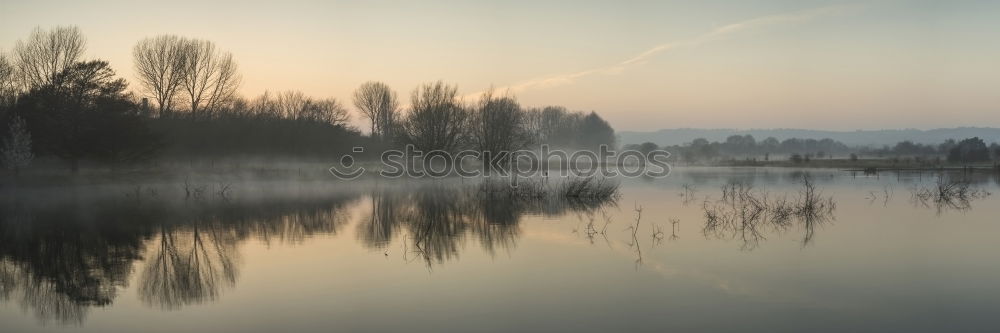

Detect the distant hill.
xmin=618 ymin=127 xmax=1000 ymax=147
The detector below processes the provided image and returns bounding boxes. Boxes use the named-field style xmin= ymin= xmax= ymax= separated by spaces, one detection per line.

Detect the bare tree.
xmin=12 ymin=26 xmax=86 ymax=89
xmin=247 ymin=91 xmax=280 ymax=119
xmin=522 ymin=107 xmax=543 ymax=145
xmin=401 ymin=81 xmax=467 ymax=152
xmin=275 ymin=90 xmax=308 ymax=119
xmin=248 ymin=90 xmax=349 ymax=126
xmin=521 ymin=106 xmax=588 ymax=148
xmin=133 ymin=35 xmax=187 ymax=117
xmin=0 ymin=53 xmax=18 ymax=108
xmin=352 ymin=81 xmax=399 ymax=139
xmin=303 ymin=98 xmax=350 ymax=126
xmin=469 ymin=88 xmax=528 ymax=162
xmin=2 ymin=115 xmax=33 ymax=175
xmin=178 ymin=39 xmax=241 ymax=118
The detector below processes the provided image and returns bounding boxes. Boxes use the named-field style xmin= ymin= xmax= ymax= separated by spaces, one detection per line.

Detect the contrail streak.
xmin=464 ymin=4 xmax=863 ymax=100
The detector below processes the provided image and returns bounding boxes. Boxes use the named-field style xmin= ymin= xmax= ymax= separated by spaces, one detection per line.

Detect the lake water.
xmin=1 ymin=168 xmax=998 ymax=332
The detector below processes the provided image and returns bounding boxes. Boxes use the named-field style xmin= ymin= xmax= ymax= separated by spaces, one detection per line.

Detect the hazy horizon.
xmin=2 ymin=0 xmax=999 ymax=131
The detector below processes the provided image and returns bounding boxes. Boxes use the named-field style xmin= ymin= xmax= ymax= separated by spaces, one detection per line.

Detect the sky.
xmin=1 ymin=0 xmax=998 ymax=131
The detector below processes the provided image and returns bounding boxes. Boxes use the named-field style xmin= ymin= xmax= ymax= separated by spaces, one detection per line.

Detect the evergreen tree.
xmin=1 ymin=115 xmax=33 ymax=174
xmin=14 ymin=60 xmax=160 ymax=171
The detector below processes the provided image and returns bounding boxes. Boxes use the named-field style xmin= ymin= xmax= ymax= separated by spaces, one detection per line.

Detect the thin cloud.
xmin=465 ymin=4 xmax=863 ymax=100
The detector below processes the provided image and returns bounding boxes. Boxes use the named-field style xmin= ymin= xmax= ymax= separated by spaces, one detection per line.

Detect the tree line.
xmin=641 ymin=135 xmax=854 ymax=163
xmin=0 ymin=26 xmax=615 ymax=173
xmin=861 ymin=137 xmax=1000 ymax=163
xmin=628 ymin=134 xmax=1000 ymax=164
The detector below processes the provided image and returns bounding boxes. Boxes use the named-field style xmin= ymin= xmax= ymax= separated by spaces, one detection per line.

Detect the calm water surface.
xmin=1 ymin=168 xmax=998 ymax=332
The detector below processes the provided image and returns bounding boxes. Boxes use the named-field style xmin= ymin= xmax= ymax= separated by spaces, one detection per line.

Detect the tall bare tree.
xmin=352 ymin=81 xmax=399 ymax=139
xmin=12 ymin=26 xmax=86 ymax=89
xmin=401 ymin=81 xmax=467 ymax=152
xmin=133 ymin=35 xmax=187 ymax=117
xmin=178 ymin=39 xmax=241 ymax=118
xmin=469 ymin=88 xmax=527 ymax=162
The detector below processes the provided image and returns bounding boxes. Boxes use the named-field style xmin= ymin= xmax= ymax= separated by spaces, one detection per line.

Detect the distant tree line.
xmin=0 ymin=26 xmax=616 ymax=173
xmin=638 ymin=135 xmax=852 ymax=163
xmin=627 ymin=134 xmax=1000 ymax=164
xmin=860 ymin=138 xmax=1000 ymax=163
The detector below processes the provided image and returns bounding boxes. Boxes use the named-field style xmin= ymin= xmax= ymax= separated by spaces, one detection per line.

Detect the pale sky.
xmin=1 ymin=0 xmax=998 ymax=131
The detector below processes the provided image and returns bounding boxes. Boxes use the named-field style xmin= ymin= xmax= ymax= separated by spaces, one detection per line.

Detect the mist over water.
xmin=1 ymin=167 xmax=998 ymax=332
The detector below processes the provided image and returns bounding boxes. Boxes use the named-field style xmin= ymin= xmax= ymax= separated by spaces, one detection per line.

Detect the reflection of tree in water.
xmin=357 ymin=190 xmax=406 ymax=249
xmin=136 ymin=196 xmax=356 ymax=309
xmin=0 ymin=190 xmax=358 ymax=323
xmin=360 ymin=181 xmax=618 ymax=267
xmin=139 ymin=225 xmax=240 ymax=310
xmin=0 ymin=202 xmax=142 ymax=325
xmin=1 ymin=259 xmax=87 ymax=325
xmin=909 ymin=175 xmax=992 ymax=215
xmin=407 ymin=187 xmax=471 ymax=265
xmin=702 ymin=176 xmax=836 ymax=250
xmin=0 ymin=180 xmax=616 ymax=323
